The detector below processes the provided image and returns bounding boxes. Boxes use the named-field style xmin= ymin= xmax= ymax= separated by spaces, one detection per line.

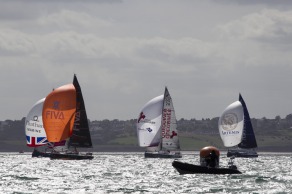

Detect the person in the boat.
xmin=207 ymin=150 xmax=219 ymax=168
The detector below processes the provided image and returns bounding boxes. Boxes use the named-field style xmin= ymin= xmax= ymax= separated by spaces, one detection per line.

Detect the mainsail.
xmin=69 ymin=74 xmax=93 ymax=148
xmin=25 ymin=98 xmax=48 ymax=147
xmin=238 ymin=94 xmax=257 ymax=149
xmin=42 ymin=84 xmax=76 ymax=142
xmin=161 ymin=87 xmax=180 ymax=150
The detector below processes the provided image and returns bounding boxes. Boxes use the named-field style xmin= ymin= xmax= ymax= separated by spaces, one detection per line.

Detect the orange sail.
xmin=42 ymin=84 xmax=76 ymax=142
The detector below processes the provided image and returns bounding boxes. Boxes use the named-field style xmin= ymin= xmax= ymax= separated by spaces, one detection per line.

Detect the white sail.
xmin=218 ymin=101 xmax=244 ymax=147
xmin=161 ymin=88 xmax=180 ymax=150
xmin=25 ymin=98 xmax=48 ymax=147
xmin=137 ymin=95 xmax=163 ymax=147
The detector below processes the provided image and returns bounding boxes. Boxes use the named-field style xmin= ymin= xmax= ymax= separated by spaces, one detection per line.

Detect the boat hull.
xmin=32 ymin=149 xmax=51 ymax=158
xmin=145 ymin=152 xmax=182 ymax=158
xmin=227 ymin=149 xmax=258 ymax=158
xmin=172 ymin=160 xmax=241 ymax=174
xmin=50 ymin=152 xmax=94 ymax=160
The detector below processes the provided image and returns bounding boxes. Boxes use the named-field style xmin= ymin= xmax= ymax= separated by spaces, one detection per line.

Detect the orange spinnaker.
xmin=42 ymin=84 xmax=76 ymax=142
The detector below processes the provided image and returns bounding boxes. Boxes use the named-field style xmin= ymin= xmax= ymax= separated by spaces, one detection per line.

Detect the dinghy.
xmin=172 ymin=146 xmax=241 ymax=174
xmin=172 ymin=160 xmax=241 ymax=175
xmin=137 ymin=87 xmax=182 ymax=158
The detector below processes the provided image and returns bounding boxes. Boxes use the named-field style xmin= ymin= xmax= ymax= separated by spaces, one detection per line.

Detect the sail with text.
xmin=25 ymin=98 xmax=48 ymax=147
xmin=218 ymin=100 xmax=244 ymax=147
xmin=161 ymin=87 xmax=180 ymax=150
xmin=42 ymin=84 xmax=76 ymax=142
xmin=69 ymin=74 xmax=93 ymax=148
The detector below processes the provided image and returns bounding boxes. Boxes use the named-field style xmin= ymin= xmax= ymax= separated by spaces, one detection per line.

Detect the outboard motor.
xmin=200 ymin=146 xmax=220 ymax=168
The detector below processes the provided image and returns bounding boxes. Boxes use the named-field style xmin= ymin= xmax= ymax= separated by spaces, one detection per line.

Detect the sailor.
xmin=199 ymin=146 xmax=220 ymax=168
xmin=208 ymin=150 xmax=219 ymax=168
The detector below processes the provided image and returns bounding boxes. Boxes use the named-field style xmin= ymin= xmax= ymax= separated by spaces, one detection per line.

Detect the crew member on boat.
xmin=200 ymin=146 xmax=220 ymax=168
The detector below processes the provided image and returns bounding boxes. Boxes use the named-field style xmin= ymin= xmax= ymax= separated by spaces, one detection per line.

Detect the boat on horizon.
xmin=219 ymin=94 xmax=258 ymax=158
xmin=42 ymin=74 xmax=93 ymax=160
xmin=136 ymin=87 xmax=182 ymax=158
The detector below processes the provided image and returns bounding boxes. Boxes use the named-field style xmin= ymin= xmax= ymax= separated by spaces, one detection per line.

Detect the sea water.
xmin=0 ymin=152 xmax=291 ymax=193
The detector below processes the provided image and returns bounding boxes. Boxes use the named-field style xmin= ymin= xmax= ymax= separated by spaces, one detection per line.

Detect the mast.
xmin=238 ymin=94 xmax=257 ymax=149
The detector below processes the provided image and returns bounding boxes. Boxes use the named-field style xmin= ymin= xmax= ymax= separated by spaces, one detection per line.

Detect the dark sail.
xmin=238 ymin=94 xmax=257 ymax=149
xmin=69 ymin=74 xmax=93 ymax=148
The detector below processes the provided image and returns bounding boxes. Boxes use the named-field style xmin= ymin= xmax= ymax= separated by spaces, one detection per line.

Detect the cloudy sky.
xmin=1 ymin=0 xmax=292 ymax=121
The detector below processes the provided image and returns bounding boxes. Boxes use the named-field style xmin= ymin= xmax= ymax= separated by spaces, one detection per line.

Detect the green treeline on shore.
xmin=1 ymin=114 xmax=292 ymax=152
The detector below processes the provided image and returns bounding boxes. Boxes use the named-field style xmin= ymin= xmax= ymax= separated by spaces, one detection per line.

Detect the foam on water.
xmin=0 ymin=152 xmax=292 ymax=193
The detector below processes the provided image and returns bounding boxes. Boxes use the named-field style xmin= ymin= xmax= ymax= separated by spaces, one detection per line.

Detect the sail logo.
xmin=162 ymin=109 xmax=171 ymax=138
xmin=53 ymin=101 xmax=60 ymax=110
xmin=137 ymin=127 xmax=153 ymax=132
xmin=170 ymin=131 xmax=177 ymax=138
xmin=33 ymin=116 xmax=39 ymax=121
xmin=146 ymin=128 xmax=152 ymax=132
xmin=45 ymin=111 xmax=65 ymax=120
xmin=221 ymin=113 xmax=238 ymax=131
xmin=138 ymin=112 xmax=146 ymax=123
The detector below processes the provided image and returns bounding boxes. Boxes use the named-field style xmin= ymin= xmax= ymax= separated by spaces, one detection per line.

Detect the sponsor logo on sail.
xmin=45 ymin=101 xmax=65 ymax=120
xmin=137 ymin=127 xmax=153 ymax=132
xmin=53 ymin=101 xmax=60 ymax=110
xmin=138 ymin=112 xmax=146 ymax=123
xmin=146 ymin=127 xmax=152 ymax=132
xmin=137 ymin=112 xmax=156 ymax=124
xmin=45 ymin=111 xmax=65 ymax=120
xmin=221 ymin=113 xmax=238 ymax=131
xmin=221 ymin=113 xmax=240 ymax=135
xmin=162 ymin=108 xmax=171 ymax=138
xmin=33 ymin=116 xmax=38 ymax=121
xmin=170 ymin=131 xmax=177 ymax=138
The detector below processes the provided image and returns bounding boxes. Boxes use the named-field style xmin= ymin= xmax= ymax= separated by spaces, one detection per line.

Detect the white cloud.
xmin=37 ymin=10 xmax=112 ymax=32
xmin=220 ymin=9 xmax=292 ymax=43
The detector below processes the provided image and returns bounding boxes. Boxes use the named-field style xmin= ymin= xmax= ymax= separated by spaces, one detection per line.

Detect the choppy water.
xmin=0 ymin=152 xmax=292 ymax=193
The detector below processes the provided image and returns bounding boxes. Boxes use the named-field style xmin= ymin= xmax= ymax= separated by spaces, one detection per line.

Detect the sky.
xmin=1 ymin=0 xmax=292 ymax=121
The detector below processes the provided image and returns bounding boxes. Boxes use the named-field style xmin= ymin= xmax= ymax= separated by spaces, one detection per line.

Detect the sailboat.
xmin=42 ymin=74 xmax=93 ymax=160
xmin=137 ymin=87 xmax=182 ymax=158
xmin=218 ymin=94 xmax=258 ymax=158
xmin=25 ymin=98 xmax=52 ymax=157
